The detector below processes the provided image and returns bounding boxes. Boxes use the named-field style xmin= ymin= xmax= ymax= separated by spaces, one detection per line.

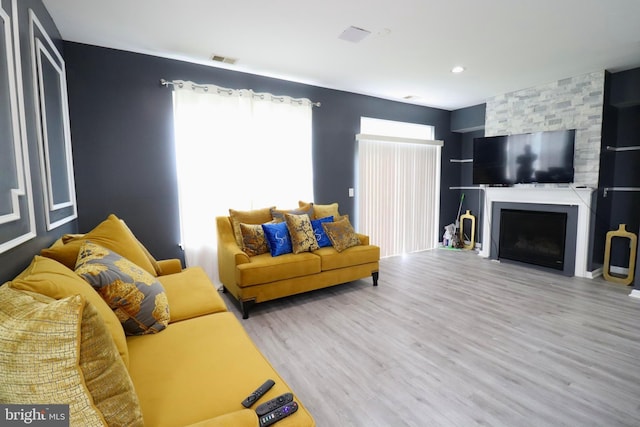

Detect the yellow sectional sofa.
xmin=216 ymin=203 xmax=380 ymax=319
xmin=0 ymin=214 xmax=315 ymax=427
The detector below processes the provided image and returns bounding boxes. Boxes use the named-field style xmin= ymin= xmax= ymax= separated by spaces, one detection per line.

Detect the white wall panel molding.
xmin=29 ymin=8 xmax=77 ymax=230
xmin=0 ymin=0 xmax=36 ymax=253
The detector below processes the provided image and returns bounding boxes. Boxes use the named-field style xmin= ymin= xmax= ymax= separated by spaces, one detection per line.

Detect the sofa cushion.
xmin=40 ymin=213 xmax=158 ymax=276
xmin=10 ymin=255 xmax=129 ymax=367
xmin=0 ymin=286 xmax=108 ymax=425
xmin=299 ymin=201 xmax=340 ymax=219
xmin=126 ymin=312 xmax=314 ymax=427
xmin=229 ymin=207 xmax=275 ymax=247
xmin=75 ymin=241 xmax=170 ymax=336
xmin=184 ymin=410 xmax=259 ymax=427
xmin=158 ymin=267 xmax=228 ymax=322
xmin=322 ymin=216 xmax=361 ymax=252
xmin=236 ymin=252 xmax=321 ymax=287
xmin=311 ymin=216 xmax=334 ymax=247
xmin=314 ymin=244 xmax=381 ymax=271
xmin=239 ymin=223 xmax=270 ymax=256
xmin=285 ymin=213 xmax=319 ymax=254
xmin=262 ymin=221 xmax=293 ymax=256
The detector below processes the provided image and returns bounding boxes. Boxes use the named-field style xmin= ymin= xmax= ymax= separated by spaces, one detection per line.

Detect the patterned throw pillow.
xmin=239 ymin=223 xmax=270 ymax=256
xmin=0 ymin=286 xmax=144 ymax=426
xmin=75 ymin=241 xmax=170 ymax=336
xmin=0 ymin=287 xmax=106 ymax=425
xmin=311 ymin=216 xmax=334 ymax=247
xmin=229 ymin=207 xmax=275 ymax=247
xmin=285 ymin=213 xmax=319 ymax=254
xmin=270 ymin=204 xmax=314 ymax=222
xmin=261 ymin=222 xmax=293 ymax=256
xmin=79 ymin=297 xmax=144 ymax=425
xmin=298 ymin=201 xmax=340 ymax=220
xmin=322 ymin=216 xmax=361 ymax=252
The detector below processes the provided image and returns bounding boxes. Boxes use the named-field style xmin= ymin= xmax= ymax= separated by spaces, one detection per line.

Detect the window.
xmin=171 ymin=81 xmax=314 ymax=281
xmin=357 ymin=117 xmax=441 ymax=258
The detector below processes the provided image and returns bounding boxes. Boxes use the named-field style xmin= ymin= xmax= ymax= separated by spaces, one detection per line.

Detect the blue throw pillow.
xmin=261 ymin=222 xmax=293 ymax=256
xmin=311 ymin=216 xmax=334 ymax=248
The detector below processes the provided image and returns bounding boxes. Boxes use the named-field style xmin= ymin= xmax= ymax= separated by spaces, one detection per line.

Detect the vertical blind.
xmin=356 ymin=121 xmax=442 ymax=258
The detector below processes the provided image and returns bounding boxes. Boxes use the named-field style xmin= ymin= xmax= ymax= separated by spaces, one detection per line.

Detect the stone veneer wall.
xmin=485 ymin=71 xmax=605 ymax=188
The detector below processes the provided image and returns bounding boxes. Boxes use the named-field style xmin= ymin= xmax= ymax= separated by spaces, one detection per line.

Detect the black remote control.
xmin=255 ymin=392 xmax=294 ymax=416
xmin=241 ymin=379 xmax=275 ymax=408
xmin=259 ymin=401 xmax=298 ymax=427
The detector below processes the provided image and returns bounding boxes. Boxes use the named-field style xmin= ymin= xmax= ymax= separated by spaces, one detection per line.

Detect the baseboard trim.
xmin=585 ymin=267 xmax=603 ymax=279
xmin=629 ymin=289 xmax=640 ymax=299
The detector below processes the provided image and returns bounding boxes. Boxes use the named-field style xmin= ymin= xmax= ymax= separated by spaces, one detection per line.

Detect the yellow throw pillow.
xmin=322 ymin=216 xmax=361 ymax=252
xmin=285 ymin=213 xmax=319 ymax=254
xmin=298 ymin=201 xmax=340 ymax=220
xmin=0 ymin=286 xmax=106 ymax=426
xmin=75 ymin=241 xmax=170 ymax=335
xmin=9 ymin=255 xmax=129 ymax=367
xmin=80 ymin=294 xmax=144 ymax=426
xmin=40 ymin=214 xmax=157 ymax=276
xmin=229 ymin=207 xmax=275 ymax=247
xmin=62 ymin=220 xmax=164 ymax=276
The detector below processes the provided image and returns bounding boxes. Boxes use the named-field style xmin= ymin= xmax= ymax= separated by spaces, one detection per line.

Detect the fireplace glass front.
xmin=499 ymin=209 xmax=567 ymax=270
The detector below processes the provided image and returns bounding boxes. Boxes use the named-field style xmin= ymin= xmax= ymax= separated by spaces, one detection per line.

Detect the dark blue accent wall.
xmin=63 ymin=42 xmax=460 ymax=263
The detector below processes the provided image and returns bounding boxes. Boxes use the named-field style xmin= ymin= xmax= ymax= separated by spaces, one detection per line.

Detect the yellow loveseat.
xmin=0 ymin=215 xmax=315 ymax=427
xmin=216 ymin=203 xmax=380 ymax=319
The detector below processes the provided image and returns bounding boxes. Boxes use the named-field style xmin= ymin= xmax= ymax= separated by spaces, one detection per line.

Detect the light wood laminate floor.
xmin=223 ymin=249 xmax=640 ymax=426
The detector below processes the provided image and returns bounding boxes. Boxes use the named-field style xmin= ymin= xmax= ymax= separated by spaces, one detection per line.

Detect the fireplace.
xmin=478 ymin=187 xmax=594 ymax=277
xmin=499 ymin=209 xmax=567 ymax=270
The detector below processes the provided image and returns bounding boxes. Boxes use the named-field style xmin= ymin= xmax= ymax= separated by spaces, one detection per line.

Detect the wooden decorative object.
xmin=603 ymin=224 xmax=637 ymax=286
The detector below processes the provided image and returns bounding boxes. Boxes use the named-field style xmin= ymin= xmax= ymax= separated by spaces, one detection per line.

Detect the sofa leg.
xmin=372 ymin=271 xmax=379 ymax=286
xmin=221 ymin=286 xmax=228 ymax=294
xmin=240 ymin=299 xmax=256 ymax=319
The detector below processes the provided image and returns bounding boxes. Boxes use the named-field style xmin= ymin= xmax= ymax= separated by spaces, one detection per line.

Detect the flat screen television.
xmin=472 ymin=129 xmax=575 ymax=185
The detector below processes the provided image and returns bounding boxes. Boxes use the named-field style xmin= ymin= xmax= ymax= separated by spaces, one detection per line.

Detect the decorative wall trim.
xmin=0 ymin=1 xmax=36 ymax=254
xmin=29 ymin=8 xmax=77 ymax=230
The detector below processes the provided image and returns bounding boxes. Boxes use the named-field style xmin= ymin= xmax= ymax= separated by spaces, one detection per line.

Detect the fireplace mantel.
xmin=478 ymin=186 xmax=596 ymax=278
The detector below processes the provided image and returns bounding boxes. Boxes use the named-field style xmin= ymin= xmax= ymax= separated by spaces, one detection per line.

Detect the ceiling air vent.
xmin=211 ymin=55 xmax=237 ymax=65
xmin=338 ymin=26 xmax=371 ymax=43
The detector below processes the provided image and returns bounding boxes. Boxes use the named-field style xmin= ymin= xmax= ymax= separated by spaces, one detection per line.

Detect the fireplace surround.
xmin=479 ymin=186 xmax=596 ymax=278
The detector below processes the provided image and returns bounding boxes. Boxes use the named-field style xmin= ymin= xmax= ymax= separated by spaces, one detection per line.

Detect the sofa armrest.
xmin=216 ymin=217 xmax=250 ymax=287
xmin=157 ymin=259 xmax=183 ymax=275
xmin=184 ymin=409 xmax=258 ymax=427
xmin=356 ymin=233 xmax=370 ymax=246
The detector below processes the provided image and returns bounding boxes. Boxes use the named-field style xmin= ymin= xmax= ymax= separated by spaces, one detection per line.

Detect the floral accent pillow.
xmin=75 ymin=241 xmax=170 ymax=335
xmin=240 ymin=223 xmax=270 ymax=256
xmin=285 ymin=213 xmax=319 ymax=254
xmin=322 ymin=216 xmax=361 ymax=252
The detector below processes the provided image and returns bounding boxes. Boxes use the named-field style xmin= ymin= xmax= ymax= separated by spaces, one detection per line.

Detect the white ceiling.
xmin=42 ymin=0 xmax=640 ymax=110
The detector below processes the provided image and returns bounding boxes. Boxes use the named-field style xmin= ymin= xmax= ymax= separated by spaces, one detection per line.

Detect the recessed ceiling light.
xmin=451 ymin=66 xmax=465 ymax=73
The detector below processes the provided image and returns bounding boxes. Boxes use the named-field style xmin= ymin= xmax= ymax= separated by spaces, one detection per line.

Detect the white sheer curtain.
xmin=357 ymin=119 xmax=442 ymax=258
xmin=171 ymin=81 xmax=313 ymax=283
